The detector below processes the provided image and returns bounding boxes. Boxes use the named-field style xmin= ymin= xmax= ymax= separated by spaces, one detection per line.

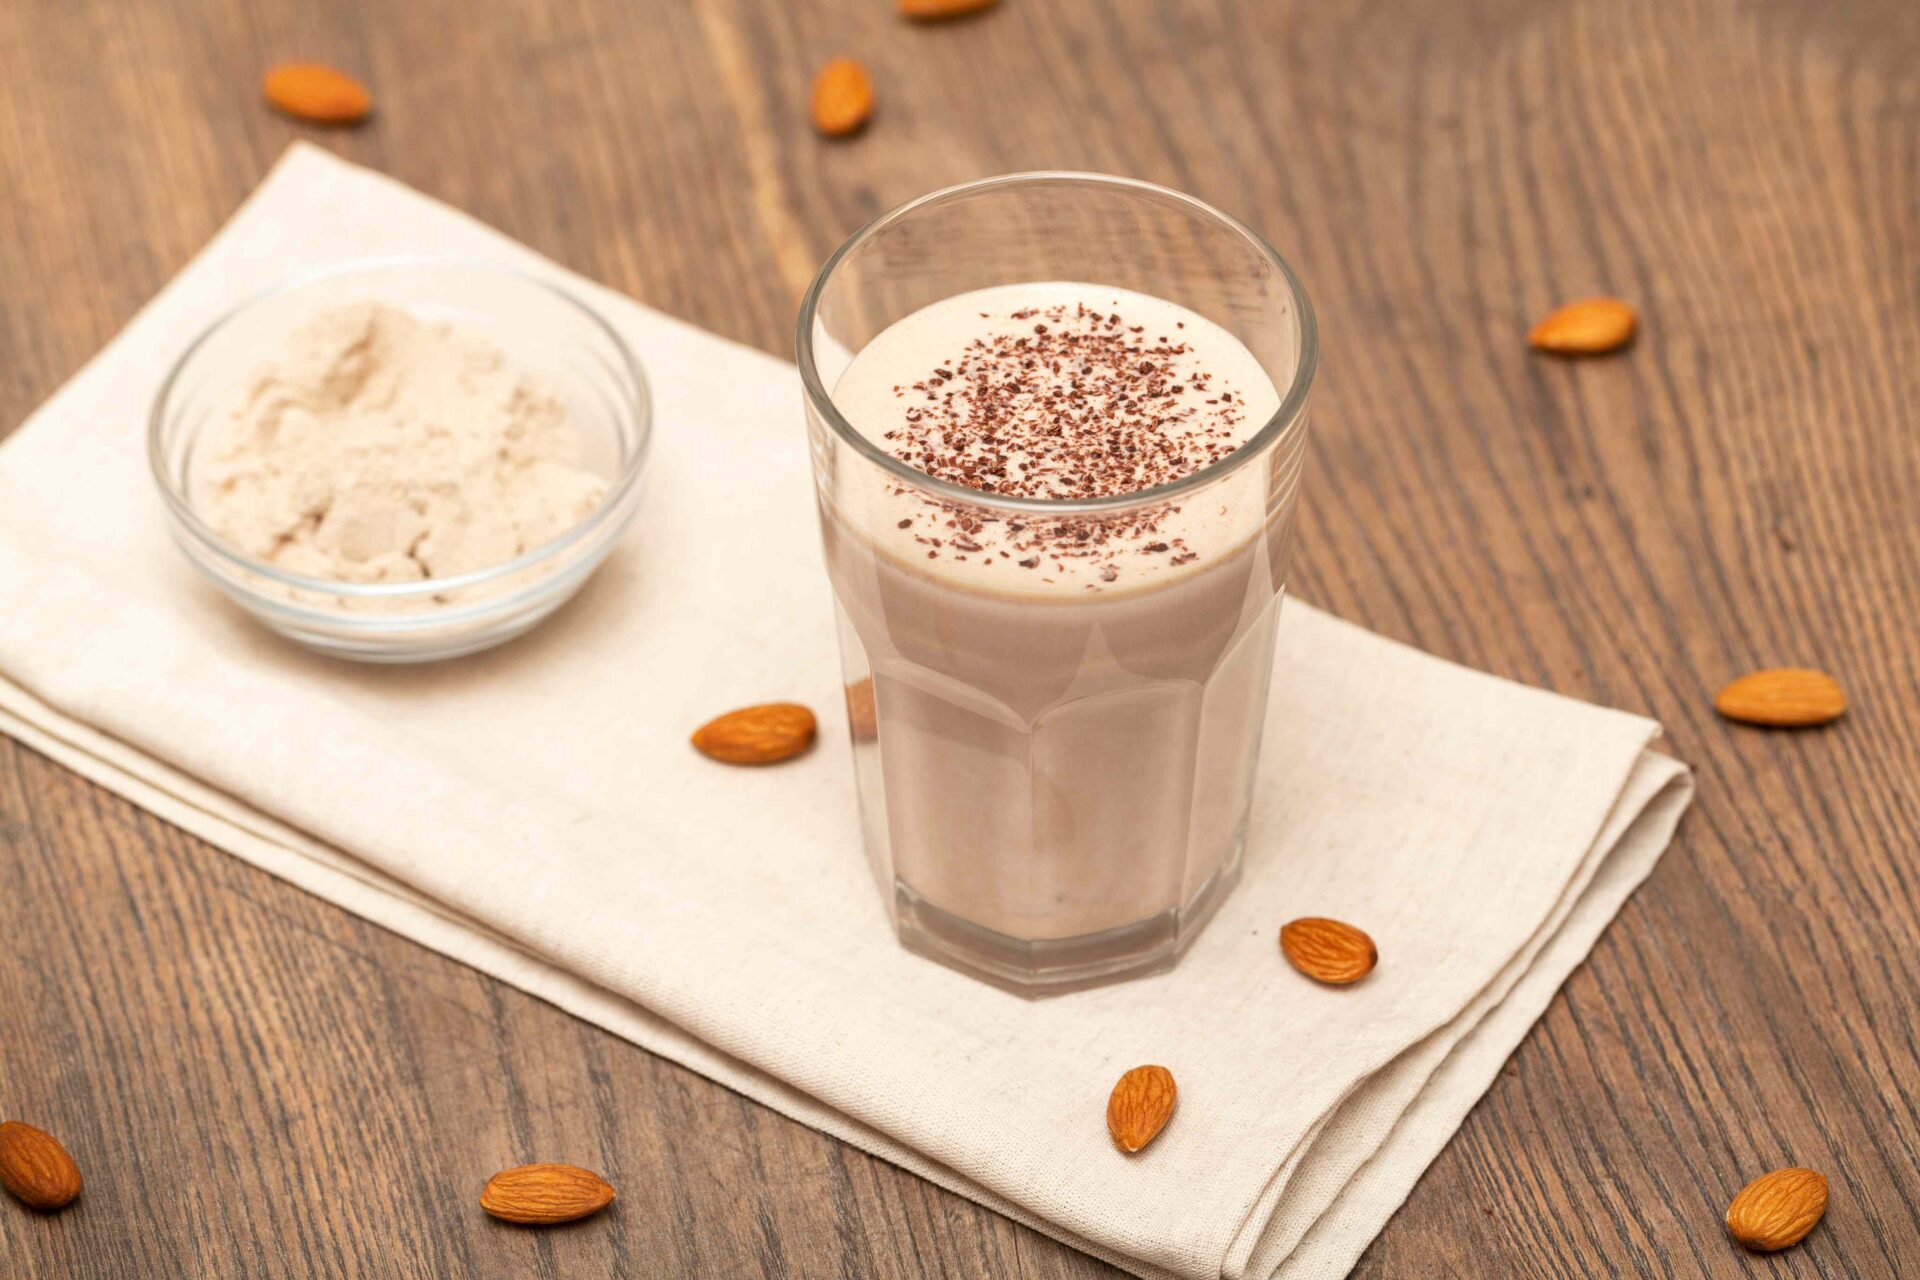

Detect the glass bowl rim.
xmin=794 ymin=170 xmax=1317 ymax=517
xmin=147 ymin=253 xmax=652 ymax=600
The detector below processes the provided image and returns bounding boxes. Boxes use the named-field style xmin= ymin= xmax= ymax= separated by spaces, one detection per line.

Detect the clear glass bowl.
xmin=149 ymin=257 xmax=650 ymax=662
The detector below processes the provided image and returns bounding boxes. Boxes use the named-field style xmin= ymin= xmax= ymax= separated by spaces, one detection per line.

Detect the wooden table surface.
xmin=3 ymin=1 xmax=1917 ymax=1275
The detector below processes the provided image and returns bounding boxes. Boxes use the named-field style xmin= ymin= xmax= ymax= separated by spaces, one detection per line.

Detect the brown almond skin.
xmin=1713 ymin=668 xmax=1846 ymax=727
xmin=898 ymin=0 xmax=999 ymax=18
xmin=1726 ymin=1167 xmax=1827 ymax=1252
xmin=0 ymin=1121 xmax=83 ymax=1212
xmin=262 ymin=62 xmax=372 ymax=125
xmin=1279 ymin=917 xmax=1378 ymax=985
xmin=480 ymin=1163 xmax=616 ymax=1225
xmin=811 ymin=58 xmax=874 ymax=137
xmin=1106 ymin=1065 xmax=1177 ymax=1153
xmin=692 ymin=703 xmax=817 ymax=764
xmin=844 ymin=677 xmax=879 ymax=743
xmin=1528 ymin=297 xmax=1637 ymax=355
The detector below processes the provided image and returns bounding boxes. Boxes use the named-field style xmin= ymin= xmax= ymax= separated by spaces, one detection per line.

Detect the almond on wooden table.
xmin=261 ymin=62 xmax=373 ymax=125
xmin=1279 ymin=917 xmax=1377 ymax=985
xmin=810 ymin=58 xmax=874 ymax=137
xmin=692 ymin=702 xmax=817 ymax=764
xmin=1713 ymin=668 xmax=1847 ymax=727
xmin=480 ymin=1163 xmax=616 ymax=1225
xmin=898 ymin=0 xmax=1000 ymax=18
xmin=1725 ymin=1167 xmax=1828 ymax=1252
xmin=0 ymin=1121 xmax=83 ymax=1211
xmin=1527 ymin=297 xmax=1637 ymax=355
xmin=1106 ymin=1065 xmax=1177 ymax=1153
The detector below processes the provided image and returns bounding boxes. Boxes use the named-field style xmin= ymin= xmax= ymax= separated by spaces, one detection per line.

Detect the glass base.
xmin=892 ymin=827 xmax=1245 ymax=997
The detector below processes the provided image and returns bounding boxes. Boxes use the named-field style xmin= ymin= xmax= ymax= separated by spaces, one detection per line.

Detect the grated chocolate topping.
xmin=878 ymin=300 xmax=1252 ymax=576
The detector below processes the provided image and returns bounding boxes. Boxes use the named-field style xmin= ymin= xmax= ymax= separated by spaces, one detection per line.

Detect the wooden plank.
xmin=1 ymin=0 xmax=1915 ymax=1274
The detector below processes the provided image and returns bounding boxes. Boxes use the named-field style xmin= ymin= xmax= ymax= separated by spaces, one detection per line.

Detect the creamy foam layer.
xmin=830 ymin=282 xmax=1281 ymax=599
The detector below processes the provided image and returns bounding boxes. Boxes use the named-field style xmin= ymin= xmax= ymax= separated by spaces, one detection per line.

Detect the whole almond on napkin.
xmin=262 ymin=62 xmax=372 ymax=125
xmin=0 ymin=1121 xmax=82 ymax=1211
xmin=693 ymin=703 xmax=817 ymax=764
xmin=1280 ymin=917 xmax=1378 ymax=985
xmin=1106 ymin=1065 xmax=1177 ymax=1153
xmin=480 ymin=1163 xmax=616 ymax=1225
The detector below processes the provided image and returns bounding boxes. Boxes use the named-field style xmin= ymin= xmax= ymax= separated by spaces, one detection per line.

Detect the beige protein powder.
xmin=190 ymin=301 xmax=607 ymax=583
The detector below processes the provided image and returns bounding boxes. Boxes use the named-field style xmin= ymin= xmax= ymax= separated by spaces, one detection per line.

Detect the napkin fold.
xmin=0 ymin=144 xmax=1691 ymax=1279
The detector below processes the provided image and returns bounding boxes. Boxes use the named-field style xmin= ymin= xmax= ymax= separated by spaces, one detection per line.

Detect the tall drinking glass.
xmin=798 ymin=173 xmax=1316 ymax=994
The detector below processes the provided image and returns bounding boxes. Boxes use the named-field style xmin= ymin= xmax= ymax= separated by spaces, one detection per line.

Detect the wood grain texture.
xmin=1 ymin=0 xmax=1916 ymax=1275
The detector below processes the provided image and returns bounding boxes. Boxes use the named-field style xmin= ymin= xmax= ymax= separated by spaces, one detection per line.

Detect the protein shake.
xmin=801 ymin=175 xmax=1315 ymax=992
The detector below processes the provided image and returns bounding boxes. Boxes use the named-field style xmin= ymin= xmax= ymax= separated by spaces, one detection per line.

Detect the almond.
xmin=1714 ymin=668 xmax=1846 ymax=727
xmin=1726 ymin=1166 xmax=1827 ymax=1252
xmin=810 ymin=58 xmax=874 ymax=138
xmin=692 ymin=702 xmax=817 ymax=764
xmin=0 ymin=1121 xmax=82 ymax=1212
xmin=898 ymin=0 xmax=999 ymax=18
xmin=845 ymin=677 xmax=878 ymax=743
xmin=480 ymin=1163 xmax=616 ymax=1225
xmin=1528 ymin=297 xmax=1637 ymax=355
xmin=1106 ymin=1065 xmax=1176 ymax=1153
xmin=1279 ymin=917 xmax=1377 ymax=985
xmin=262 ymin=62 xmax=372 ymax=125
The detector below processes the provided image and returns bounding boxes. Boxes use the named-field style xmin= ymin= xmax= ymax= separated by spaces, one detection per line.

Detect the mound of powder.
xmin=190 ymin=301 xmax=607 ymax=583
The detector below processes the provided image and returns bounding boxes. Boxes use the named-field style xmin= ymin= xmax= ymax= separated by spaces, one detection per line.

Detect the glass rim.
xmin=146 ymin=253 xmax=652 ymax=600
xmin=794 ymin=171 xmax=1317 ymax=516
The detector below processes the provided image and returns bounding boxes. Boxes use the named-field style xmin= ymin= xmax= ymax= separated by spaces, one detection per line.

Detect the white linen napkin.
xmin=0 ymin=144 xmax=1691 ymax=1279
